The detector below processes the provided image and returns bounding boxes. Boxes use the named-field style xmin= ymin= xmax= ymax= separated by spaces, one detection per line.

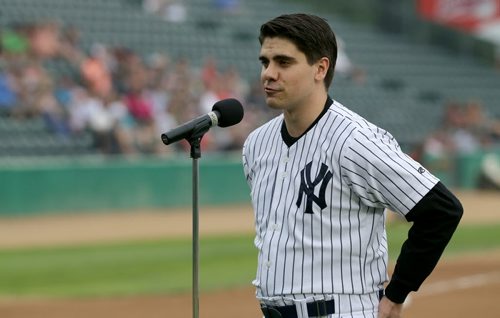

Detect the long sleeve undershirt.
xmin=384 ymin=181 xmax=463 ymax=304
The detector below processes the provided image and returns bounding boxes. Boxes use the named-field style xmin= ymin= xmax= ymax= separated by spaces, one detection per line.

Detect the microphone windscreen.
xmin=212 ymin=98 xmax=244 ymax=127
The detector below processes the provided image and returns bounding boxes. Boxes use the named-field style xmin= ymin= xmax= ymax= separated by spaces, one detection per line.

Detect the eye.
xmin=278 ymin=59 xmax=291 ymax=67
xmin=260 ymin=60 xmax=269 ymax=68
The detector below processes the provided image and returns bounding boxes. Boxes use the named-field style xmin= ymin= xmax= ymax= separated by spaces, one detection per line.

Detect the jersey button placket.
xmin=281 ymin=148 xmax=290 ymax=179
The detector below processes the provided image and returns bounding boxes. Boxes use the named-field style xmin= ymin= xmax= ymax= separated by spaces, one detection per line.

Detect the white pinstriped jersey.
xmin=242 ymin=98 xmax=439 ymax=301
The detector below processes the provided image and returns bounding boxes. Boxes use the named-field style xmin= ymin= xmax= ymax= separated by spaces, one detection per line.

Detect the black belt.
xmin=261 ymin=299 xmax=335 ymax=318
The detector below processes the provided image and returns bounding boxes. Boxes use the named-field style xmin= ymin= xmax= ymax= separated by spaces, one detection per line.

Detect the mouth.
xmin=264 ymin=87 xmax=281 ymax=95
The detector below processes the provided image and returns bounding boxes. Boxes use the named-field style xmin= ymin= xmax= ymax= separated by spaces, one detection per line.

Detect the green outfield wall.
xmin=423 ymin=150 xmax=500 ymax=190
xmin=1 ymin=150 xmax=498 ymax=216
xmin=0 ymin=154 xmax=250 ymax=216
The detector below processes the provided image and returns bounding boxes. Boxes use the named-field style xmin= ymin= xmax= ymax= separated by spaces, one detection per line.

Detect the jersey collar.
xmin=281 ymin=96 xmax=333 ymax=147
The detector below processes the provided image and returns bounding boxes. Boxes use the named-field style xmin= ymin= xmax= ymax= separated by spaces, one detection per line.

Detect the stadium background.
xmin=1 ymin=0 xmax=500 ymax=317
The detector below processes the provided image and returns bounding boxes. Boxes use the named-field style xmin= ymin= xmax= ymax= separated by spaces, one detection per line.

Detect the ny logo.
xmin=296 ymin=161 xmax=333 ymax=214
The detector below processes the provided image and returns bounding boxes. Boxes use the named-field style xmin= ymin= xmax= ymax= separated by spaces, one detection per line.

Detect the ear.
xmin=314 ymin=57 xmax=329 ymax=82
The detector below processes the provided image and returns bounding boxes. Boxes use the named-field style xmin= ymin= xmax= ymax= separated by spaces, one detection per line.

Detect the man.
xmin=242 ymin=13 xmax=463 ymax=318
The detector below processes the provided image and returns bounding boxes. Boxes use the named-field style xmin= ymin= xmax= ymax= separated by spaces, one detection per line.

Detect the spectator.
xmin=0 ymin=19 xmax=281 ymax=156
xmin=143 ymin=0 xmax=187 ymax=23
xmin=198 ymin=79 xmax=220 ymax=114
xmin=28 ymin=21 xmax=61 ymax=60
xmin=11 ymin=60 xmax=54 ymax=119
xmin=491 ymin=117 xmax=500 ymax=145
xmin=162 ymin=1 xmax=187 ymax=23
xmin=420 ymin=98 xmax=500 ymax=188
xmin=37 ymin=80 xmax=70 ymax=138
xmin=464 ymin=99 xmax=495 ymax=148
xmin=142 ymin=0 xmax=168 ymax=15
xmin=80 ymin=44 xmax=113 ymax=99
xmin=200 ymin=56 xmax=219 ymax=89
xmin=421 ymin=128 xmax=456 ymax=182
xmin=0 ymin=71 xmax=18 ymax=115
xmin=219 ymin=66 xmax=248 ymax=101
xmin=1 ymin=24 xmax=30 ymax=57
xmin=335 ymin=36 xmax=366 ymax=84
xmin=67 ymin=87 xmax=99 ymax=134
xmin=90 ymin=92 xmax=134 ymax=154
xmin=443 ymin=101 xmax=481 ymax=155
xmin=213 ymin=0 xmax=241 ymax=15
xmin=124 ymin=82 xmax=153 ymax=124
xmin=122 ymin=55 xmax=161 ymax=154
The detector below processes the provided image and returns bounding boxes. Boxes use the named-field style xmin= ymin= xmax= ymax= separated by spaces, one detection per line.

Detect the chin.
xmin=266 ymin=96 xmax=285 ymax=110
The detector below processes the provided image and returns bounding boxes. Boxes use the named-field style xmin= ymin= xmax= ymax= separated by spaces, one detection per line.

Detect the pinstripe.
xmin=375 ymin=234 xmax=386 ymax=286
xmin=315 ymin=113 xmax=338 ymax=294
xmin=336 ymin=121 xmax=364 ymax=295
xmin=347 ymin=144 xmax=414 ymax=204
xmin=356 ymin=199 xmax=365 ymax=293
xmin=348 ymin=188 xmax=354 ymax=293
xmin=253 ymin=118 xmax=279 ymax=237
xmin=328 ymin=117 xmax=355 ymax=295
xmin=306 ymin=119 xmax=331 ymax=293
xmin=271 ymin=147 xmax=290 ymax=294
xmin=341 ymin=168 xmax=396 ymax=207
xmin=242 ymin=98 xmax=438 ymax=313
xmin=280 ymin=146 xmax=301 ymax=295
xmin=364 ymin=208 xmax=377 ymax=294
xmin=355 ymin=133 xmax=428 ymax=195
xmin=343 ymin=154 xmax=412 ymax=211
xmin=358 ymin=294 xmax=367 ymax=318
xmin=249 ymin=117 xmax=282 ymax=296
xmin=263 ymin=155 xmax=281 ymax=294
xmin=264 ymin=126 xmax=283 ymax=296
xmin=299 ymin=129 xmax=316 ymax=294
xmin=348 ymin=292 xmax=353 ymax=314
xmin=291 ymin=133 xmax=308 ymax=295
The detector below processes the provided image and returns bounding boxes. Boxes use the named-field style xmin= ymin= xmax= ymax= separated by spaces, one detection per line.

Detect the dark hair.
xmin=259 ymin=13 xmax=338 ymax=89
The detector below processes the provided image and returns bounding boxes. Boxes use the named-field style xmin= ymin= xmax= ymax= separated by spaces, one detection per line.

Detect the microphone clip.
xmin=188 ymin=122 xmax=211 ymax=159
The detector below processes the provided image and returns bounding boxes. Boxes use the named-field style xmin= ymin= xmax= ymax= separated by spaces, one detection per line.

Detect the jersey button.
xmin=265 ymin=261 xmax=272 ymax=268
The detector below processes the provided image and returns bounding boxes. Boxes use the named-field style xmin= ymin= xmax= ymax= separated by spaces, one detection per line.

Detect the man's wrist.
xmin=384 ymin=280 xmax=412 ymax=304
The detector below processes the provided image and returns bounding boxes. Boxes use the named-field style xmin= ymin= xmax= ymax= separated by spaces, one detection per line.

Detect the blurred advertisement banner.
xmin=418 ymin=0 xmax=500 ymax=31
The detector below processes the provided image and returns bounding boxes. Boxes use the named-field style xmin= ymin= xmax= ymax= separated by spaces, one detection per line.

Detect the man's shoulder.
xmin=246 ymin=114 xmax=283 ymax=142
xmin=328 ymin=99 xmax=399 ymax=146
xmin=331 ymin=99 xmax=384 ymax=128
xmin=328 ymin=99 xmax=368 ymax=126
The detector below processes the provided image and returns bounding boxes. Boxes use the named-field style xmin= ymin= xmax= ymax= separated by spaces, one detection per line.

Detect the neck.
xmin=283 ymin=91 xmax=328 ymax=137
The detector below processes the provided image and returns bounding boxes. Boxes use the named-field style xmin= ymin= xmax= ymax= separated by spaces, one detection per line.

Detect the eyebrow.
xmin=259 ymin=54 xmax=296 ymax=63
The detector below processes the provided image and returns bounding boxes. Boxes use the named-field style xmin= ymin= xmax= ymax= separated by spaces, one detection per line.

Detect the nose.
xmin=261 ymin=63 xmax=278 ymax=82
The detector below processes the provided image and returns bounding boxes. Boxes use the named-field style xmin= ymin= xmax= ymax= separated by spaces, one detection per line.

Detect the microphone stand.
xmin=186 ymin=124 xmax=209 ymax=318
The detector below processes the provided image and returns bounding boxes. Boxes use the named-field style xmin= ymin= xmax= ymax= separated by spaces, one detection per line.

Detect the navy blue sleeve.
xmin=384 ymin=181 xmax=463 ymax=304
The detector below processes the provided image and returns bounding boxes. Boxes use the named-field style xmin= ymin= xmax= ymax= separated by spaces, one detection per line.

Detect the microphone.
xmin=161 ymin=98 xmax=244 ymax=145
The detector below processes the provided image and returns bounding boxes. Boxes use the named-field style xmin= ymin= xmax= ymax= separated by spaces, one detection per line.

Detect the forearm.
xmin=384 ymin=182 xmax=463 ymax=303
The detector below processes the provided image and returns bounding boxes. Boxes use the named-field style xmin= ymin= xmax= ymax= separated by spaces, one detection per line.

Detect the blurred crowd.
xmin=421 ymin=100 xmax=500 ymax=158
xmin=416 ymin=99 xmax=500 ymax=183
xmin=1 ymin=17 xmax=498 ymax=163
xmin=0 ymin=19 xmax=274 ymax=156
xmin=142 ymin=0 xmax=243 ymax=23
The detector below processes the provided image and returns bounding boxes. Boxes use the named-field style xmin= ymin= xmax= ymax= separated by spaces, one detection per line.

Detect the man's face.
xmin=259 ymin=37 xmax=319 ymax=112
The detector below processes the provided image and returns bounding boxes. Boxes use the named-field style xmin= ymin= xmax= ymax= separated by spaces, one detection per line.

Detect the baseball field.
xmin=0 ymin=190 xmax=499 ymax=318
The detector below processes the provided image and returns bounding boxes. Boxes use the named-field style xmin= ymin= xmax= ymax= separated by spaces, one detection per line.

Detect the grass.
xmin=0 ymin=235 xmax=256 ymax=298
xmin=0 ymin=222 xmax=499 ymax=298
